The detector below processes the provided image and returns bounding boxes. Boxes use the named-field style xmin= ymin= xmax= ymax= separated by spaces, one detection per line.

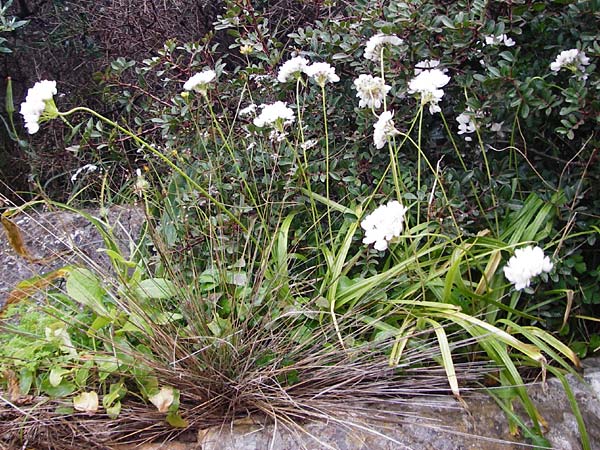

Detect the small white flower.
xmin=373 ymin=110 xmax=400 ymax=149
xmin=490 ymin=122 xmax=503 ymax=132
xmin=456 ymin=112 xmax=476 ymax=140
xmin=301 ymin=139 xmax=318 ymax=150
xmin=71 ymin=164 xmax=99 ymax=182
xmin=407 ymin=69 xmax=450 ymax=114
xmin=303 ymin=62 xmax=340 ymax=87
xmin=20 ymin=80 xmax=58 ymax=134
xmin=353 ymin=74 xmax=391 ymax=109
xmin=183 ymin=70 xmax=216 ymax=94
xmin=503 ymin=245 xmax=553 ymax=291
xmin=484 ymin=34 xmax=515 ymax=47
xmin=253 ymin=101 xmax=295 ymax=128
xmin=364 ymin=33 xmax=404 ymax=62
xmin=550 ymin=49 xmax=590 ymax=79
xmin=149 ymin=386 xmax=175 ymax=413
xmin=239 ymin=103 xmax=257 ymax=117
xmin=361 ymin=200 xmax=409 ymax=251
xmin=277 ymin=56 xmax=309 ymax=82
xmin=414 ymin=59 xmax=441 ymax=75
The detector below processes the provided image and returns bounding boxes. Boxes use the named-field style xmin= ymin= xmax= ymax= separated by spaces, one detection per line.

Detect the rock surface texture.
xmin=0 ymin=205 xmax=145 ymax=306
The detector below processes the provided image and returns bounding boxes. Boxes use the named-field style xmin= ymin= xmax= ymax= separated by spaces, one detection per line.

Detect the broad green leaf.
xmin=166 ymin=411 xmax=189 ymax=428
xmin=103 ymin=381 xmax=127 ymax=409
xmin=106 ymin=401 xmax=122 ymax=419
xmin=66 ymin=268 xmax=109 ymax=317
xmin=49 ymin=367 xmax=71 ymax=387
xmin=19 ymin=368 xmax=33 ymax=395
xmin=134 ymin=278 xmax=178 ymax=300
xmin=424 ymin=318 xmax=460 ymax=398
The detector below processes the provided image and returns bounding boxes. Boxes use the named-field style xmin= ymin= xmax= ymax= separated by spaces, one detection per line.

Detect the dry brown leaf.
xmin=1 ymin=268 xmax=70 ymax=317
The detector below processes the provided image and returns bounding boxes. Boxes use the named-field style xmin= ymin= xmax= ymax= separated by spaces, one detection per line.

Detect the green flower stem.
xmin=58 ymin=106 xmax=249 ymax=236
xmin=473 ymin=118 xmax=500 ymax=236
xmin=439 ymin=110 xmax=495 ymax=234
xmin=293 ymin=78 xmax=322 ymax=246
xmin=320 ymin=84 xmax=333 ymax=244
xmin=203 ymin=97 xmax=268 ymax=227
xmin=387 ymin=141 xmax=402 ymax=201
xmin=416 ymin=104 xmax=424 ymax=225
xmin=395 ymin=130 xmax=460 ymax=233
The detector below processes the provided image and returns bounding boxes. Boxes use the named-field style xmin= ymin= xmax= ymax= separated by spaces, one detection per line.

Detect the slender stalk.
xmin=58 ymin=106 xmax=250 ymax=237
xmin=416 ymin=105 xmax=424 ymax=225
xmin=320 ymin=84 xmax=333 ymax=244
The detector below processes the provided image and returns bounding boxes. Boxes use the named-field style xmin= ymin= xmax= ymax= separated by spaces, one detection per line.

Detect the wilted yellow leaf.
xmin=149 ymin=386 xmax=174 ymax=413
xmin=73 ymin=391 xmax=99 ymax=414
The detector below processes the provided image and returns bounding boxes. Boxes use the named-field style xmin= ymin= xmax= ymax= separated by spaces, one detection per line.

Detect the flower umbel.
xmin=277 ymin=56 xmax=309 ymax=83
xmin=253 ymin=101 xmax=295 ymax=128
xmin=361 ymin=200 xmax=409 ymax=251
xmin=353 ymin=74 xmax=391 ymax=109
xmin=364 ymin=33 xmax=403 ymax=62
xmin=503 ymin=245 xmax=553 ymax=291
xmin=373 ymin=110 xmax=400 ymax=149
xmin=183 ymin=70 xmax=216 ymax=95
xmin=304 ymin=62 xmax=340 ymax=87
xmin=407 ymin=69 xmax=450 ymax=114
xmin=20 ymin=80 xmax=58 ymax=134
xmin=550 ymin=49 xmax=590 ymax=80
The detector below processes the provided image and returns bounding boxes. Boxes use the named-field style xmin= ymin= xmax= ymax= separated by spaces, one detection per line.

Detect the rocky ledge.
xmin=1 ymin=207 xmax=598 ymax=449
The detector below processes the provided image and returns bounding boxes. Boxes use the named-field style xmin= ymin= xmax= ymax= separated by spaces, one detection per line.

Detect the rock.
xmin=195 ymin=359 xmax=600 ymax=450
xmin=0 ymin=205 xmax=145 ymax=307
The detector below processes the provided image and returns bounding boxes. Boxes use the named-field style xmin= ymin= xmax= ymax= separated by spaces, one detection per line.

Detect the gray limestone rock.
xmin=0 ymin=205 xmax=145 ymax=307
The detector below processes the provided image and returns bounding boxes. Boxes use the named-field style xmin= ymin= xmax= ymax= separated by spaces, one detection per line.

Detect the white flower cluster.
xmin=20 ymin=80 xmax=57 ymax=134
xmin=484 ymin=34 xmax=515 ymax=47
xmin=353 ymin=74 xmax=391 ymax=109
xmin=277 ymin=57 xmax=339 ymax=87
xmin=253 ymin=101 xmax=295 ymax=140
xmin=364 ymin=33 xmax=403 ymax=62
xmin=361 ymin=200 xmax=409 ymax=251
xmin=550 ymin=49 xmax=590 ymax=79
xmin=373 ymin=111 xmax=400 ymax=149
xmin=407 ymin=69 xmax=450 ymax=114
xmin=277 ymin=56 xmax=309 ymax=82
xmin=183 ymin=70 xmax=216 ymax=94
xmin=304 ymin=62 xmax=340 ymax=87
xmin=456 ymin=112 xmax=476 ymax=141
xmin=503 ymin=245 xmax=553 ymax=291
xmin=239 ymin=103 xmax=257 ymax=117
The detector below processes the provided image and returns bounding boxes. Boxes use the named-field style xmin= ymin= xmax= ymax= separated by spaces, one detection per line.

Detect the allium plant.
xmin=361 ymin=200 xmax=408 ymax=251
xmin=277 ymin=56 xmax=309 ymax=83
xmin=504 ymin=245 xmax=553 ymax=291
xmin=183 ymin=69 xmax=216 ymax=95
xmin=372 ymin=110 xmax=399 ymax=149
xmin=550 ymin=49 xmax=590 ymax=79
xmin=7 ymin=7 xmax=592 ymax=445
xmin=407 ymin=69 xmax=450 ymax=114
xmin=304 ymin=62 xmax=340 ymax=87
xmin=364 ymin=33 xmax=403 ymax=62
xmin=354 ymin=74 xmax=391 ymax=109
xmin=19 ymin=80 xmax=58 ymax=134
